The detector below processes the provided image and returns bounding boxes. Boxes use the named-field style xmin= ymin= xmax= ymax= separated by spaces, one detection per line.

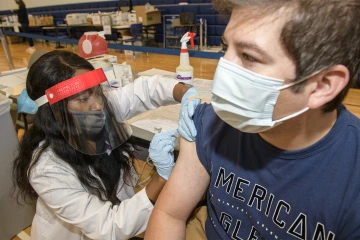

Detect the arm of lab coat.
xmin=30 ymin=155 xmax=153 ymax=240
xmin=113 ymin=75 xmax=179 ymax=122
xmin=145 ymin=138 xmax=210 ymax=239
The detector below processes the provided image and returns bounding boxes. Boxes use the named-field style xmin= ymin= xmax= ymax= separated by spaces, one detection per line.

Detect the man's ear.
xmin=307 ymin=65 xmax=349 ymax=109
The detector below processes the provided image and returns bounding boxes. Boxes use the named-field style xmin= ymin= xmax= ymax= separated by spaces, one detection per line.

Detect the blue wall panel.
xmin=0 ymin=0 xmax=226 ymax=47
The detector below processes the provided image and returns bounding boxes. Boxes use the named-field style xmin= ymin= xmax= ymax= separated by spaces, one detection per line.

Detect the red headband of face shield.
xmin=36 ymin=68 xmax=107 ymax=106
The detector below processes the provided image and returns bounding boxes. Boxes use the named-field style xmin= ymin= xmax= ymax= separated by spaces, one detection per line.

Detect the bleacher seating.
xmin=0 ymin=0 xmax=227 ymax=46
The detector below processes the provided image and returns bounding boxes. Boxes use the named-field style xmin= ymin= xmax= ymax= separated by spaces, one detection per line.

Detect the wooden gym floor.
xmin=0 ymin=40 xmax=218 ymax=80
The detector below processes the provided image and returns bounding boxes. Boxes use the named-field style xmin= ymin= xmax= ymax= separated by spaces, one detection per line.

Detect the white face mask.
xmin=211 ymin=57 xmax=310 ymax=133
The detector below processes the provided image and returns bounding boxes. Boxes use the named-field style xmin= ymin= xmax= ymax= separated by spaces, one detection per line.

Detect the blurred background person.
xmin=12 ymin=0 xmax=35 ymax=54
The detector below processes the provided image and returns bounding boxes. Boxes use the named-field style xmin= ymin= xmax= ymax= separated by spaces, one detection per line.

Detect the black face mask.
xmin=69 ymin=109 xmax=106 ymax=137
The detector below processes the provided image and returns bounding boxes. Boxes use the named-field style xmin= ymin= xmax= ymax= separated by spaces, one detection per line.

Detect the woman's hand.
xmin=149 ymin=129 xmax=177 ymax=180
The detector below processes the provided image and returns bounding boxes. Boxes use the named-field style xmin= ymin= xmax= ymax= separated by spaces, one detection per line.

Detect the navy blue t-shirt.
xmin=194 ymin=104 xmax=360 ymax=240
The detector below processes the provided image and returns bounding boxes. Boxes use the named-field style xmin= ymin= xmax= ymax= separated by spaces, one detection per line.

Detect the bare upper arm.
xmin=153 ymin=137 xmax=210 ymax=222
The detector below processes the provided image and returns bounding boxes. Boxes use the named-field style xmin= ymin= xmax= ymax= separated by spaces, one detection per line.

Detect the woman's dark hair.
xmin=12 ymin=50 xmax=135 ymax=205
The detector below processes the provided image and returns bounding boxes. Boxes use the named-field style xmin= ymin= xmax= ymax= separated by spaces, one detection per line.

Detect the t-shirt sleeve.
xmin=194 ymin=103 xmax=212 ymax=175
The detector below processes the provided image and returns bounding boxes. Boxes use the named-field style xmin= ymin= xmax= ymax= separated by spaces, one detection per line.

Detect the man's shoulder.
xmin=194 ymin=103 xmax=222 ymax=130
xmin=194 ymin=103 xmax=240 ymax=146
xmin=340 ymin=105 xmax=360 ymax=132
xmin=194 ymin=102 xmax=213 ymax=115
xmin=344 ymin=107 xmax=360 ymax=129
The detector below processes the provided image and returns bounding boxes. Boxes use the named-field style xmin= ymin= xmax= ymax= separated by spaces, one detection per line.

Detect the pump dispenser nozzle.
xmin=180 ymin=32 xmax=196 ymax=50
xmin=188 ymin=32 xmax=196 ymax=48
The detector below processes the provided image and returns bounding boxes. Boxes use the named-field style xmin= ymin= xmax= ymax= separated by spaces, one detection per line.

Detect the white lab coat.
xmin=29 ymin=76 xmax=179 ymax=240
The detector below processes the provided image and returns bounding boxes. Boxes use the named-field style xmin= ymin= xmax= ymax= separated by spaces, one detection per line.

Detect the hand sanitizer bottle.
xmin=176 ymin=32 xmax=196 ymax=86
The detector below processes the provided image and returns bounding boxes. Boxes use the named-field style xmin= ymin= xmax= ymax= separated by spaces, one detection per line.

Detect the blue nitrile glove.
xmin=149 ymin=129 xmax=177 ymax=180
xmin=178 ymin=87 xmax=201 ymax=141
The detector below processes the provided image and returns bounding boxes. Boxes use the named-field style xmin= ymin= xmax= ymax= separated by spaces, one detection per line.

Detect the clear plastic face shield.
xmin=35 ymin=68 xmax=132 ymax=155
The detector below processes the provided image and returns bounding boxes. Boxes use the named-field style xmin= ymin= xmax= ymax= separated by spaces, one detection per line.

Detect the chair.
xmin=28 ymin=50 xmax=49 ymax=67
xmin=142 ymin=25 xmax=159 ymax=47
xmin=122 ymin=23 xmax=144 ymax=60
xmin=15 ymin=89 xmax=37 ymax=132
xmin=13 ymin=50 xmax=49 ymax=132
xmin=105 ymin=32 xmax=121 ymax=44
xmin=55 ymin=21 xmax=73 ymax=48
xmin=0 ymin=97 xmax=35 ymax=239
xmin=45 ymin=21 xmax=71 ymax=48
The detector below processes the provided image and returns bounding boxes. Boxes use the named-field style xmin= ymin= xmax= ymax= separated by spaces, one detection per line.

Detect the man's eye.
xmin=242 ymin=53 xmax=255 ymax=62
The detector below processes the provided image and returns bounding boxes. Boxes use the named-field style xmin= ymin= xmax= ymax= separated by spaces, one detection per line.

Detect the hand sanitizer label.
xmin=176 ymin=71 xmax=194 ymax=85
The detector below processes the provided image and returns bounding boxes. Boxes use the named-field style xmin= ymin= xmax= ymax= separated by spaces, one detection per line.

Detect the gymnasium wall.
xmin=0 ymin=0 xmax=114 ymax=11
